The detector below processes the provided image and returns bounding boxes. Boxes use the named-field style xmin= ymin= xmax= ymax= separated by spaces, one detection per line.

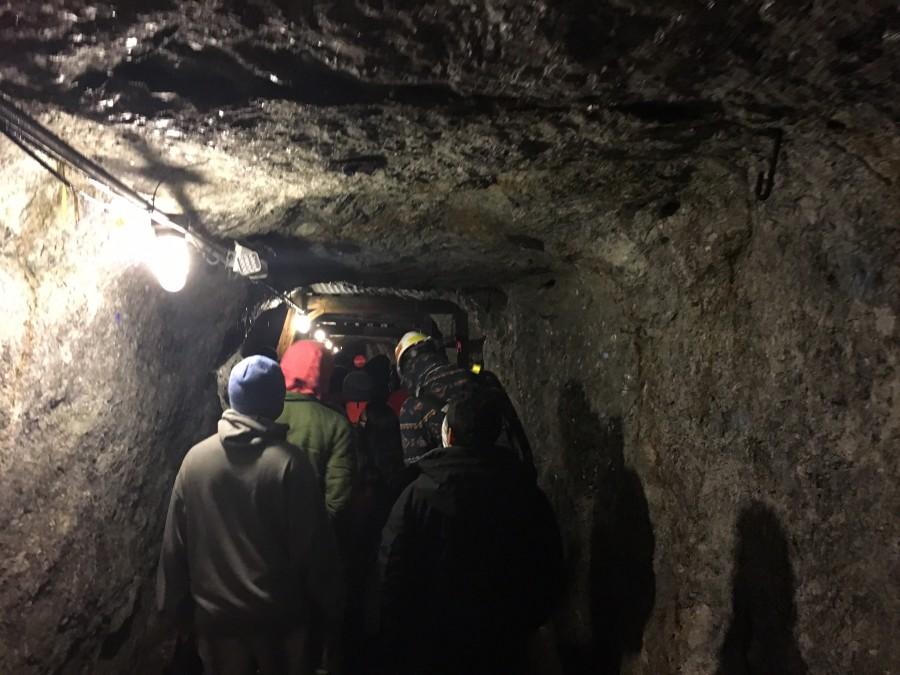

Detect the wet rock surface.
xmin=0 ymin=0 xmax=898 ymax=673
xmin=473 ymin=142 xmax=899 ymax=674
xmin=0 ymin=0 xmax=897 ymax=290
xmin=0 ymin=147 xmax=253 ymax=673
xmin=2 ymin=1 xmax=898 ymax=117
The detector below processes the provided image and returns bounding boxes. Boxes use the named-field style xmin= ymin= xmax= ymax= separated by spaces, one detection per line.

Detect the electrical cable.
xmin=150 ymin=179 xmax=164 ymax=213
xmin=1 ymin=125 xmax=75 ymax=191
xmin=0 ymin=94 xmax=194 ymax=238
xmin=0 ymin=93 xmax=310 ymax=314
xmin=0 ymin=96 xmax=154 ymax=211
xmin=260 ymin=280 xmax=305 ymax=314
xmin=0 ymin=94 xmax=241 ymax=259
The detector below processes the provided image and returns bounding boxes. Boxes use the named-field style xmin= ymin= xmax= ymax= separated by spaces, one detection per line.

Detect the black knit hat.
xmin=343 ymin=369 xmax=374 ymax=403
xmin=364 ymin=354 xmax=391 ymax=402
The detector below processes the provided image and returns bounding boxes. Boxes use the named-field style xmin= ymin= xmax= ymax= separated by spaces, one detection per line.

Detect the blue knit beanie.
xmin=228 ymin=355 xmax=286 ymax=420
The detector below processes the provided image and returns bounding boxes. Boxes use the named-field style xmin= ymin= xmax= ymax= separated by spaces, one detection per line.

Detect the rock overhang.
xmin=0 ymin=0 xmax=897 ymax=291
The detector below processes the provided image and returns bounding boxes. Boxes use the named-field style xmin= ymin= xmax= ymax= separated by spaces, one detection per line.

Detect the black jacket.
xmin=377 ymin=445 xmax=563 ymax=673
xmin=156 ymin=411 xmax=342 ymax=635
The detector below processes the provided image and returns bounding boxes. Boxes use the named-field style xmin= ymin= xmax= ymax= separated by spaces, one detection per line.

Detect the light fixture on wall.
xmin=0 ymin=95 xmax=280 ymax=297
xmin=146 ymin=232 xmax=191 ymax=293
xmin=292 ymin=312 xmax=312 ymax=334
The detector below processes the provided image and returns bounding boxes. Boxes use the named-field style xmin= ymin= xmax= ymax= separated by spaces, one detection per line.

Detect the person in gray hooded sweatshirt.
xmin=157 ymin=355 xmax=342 ymax=675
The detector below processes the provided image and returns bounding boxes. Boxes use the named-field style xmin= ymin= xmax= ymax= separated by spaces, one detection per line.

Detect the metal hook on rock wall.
xmin=755 ymin=128 xmax=783 ymax=201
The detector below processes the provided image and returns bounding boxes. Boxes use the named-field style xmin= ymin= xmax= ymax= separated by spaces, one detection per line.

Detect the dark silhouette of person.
xmin=557 ymin=380 xmax=655 ymax=674
xmin=378 ymin=394 xmax=564 ymax=675
xmin=717 ymin=501 xmax=808 ymax=675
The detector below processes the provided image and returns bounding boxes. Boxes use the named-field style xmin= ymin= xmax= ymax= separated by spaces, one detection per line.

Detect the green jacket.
xmin=277 ymin=392 xmax=355 ymax=518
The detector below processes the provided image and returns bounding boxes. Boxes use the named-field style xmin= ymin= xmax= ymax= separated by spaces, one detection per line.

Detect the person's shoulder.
xmin=485 ymin=446 xmax=535 ymax=482
xmin=284 ymin=396 xmax=340 ymax=422
xmin=476 ymin=369 xmax=503 ymax=385
xmin=280 ymin=442 xmax=316 ymax=471
xmin=176 ymin=434 xmax=224 ymax=488
xmin=398 ymin=469 xmax=431 ymax=503
xmin=428 ymin=363 xmax=469 ymax=386
xmin=399 ymin=393 xmax=427 ymax=417
xmin=316 ymin=400 xmax=351 ymax=428
xmin=180 ymin=433 xmax=221 ymax=466
xmin=277 ymin=397 xmax=304 ymax=422
xmin=260 ymin=440 xmax=316 ymax=480
xmin=266 ymin=436 xmax=303 ymax=456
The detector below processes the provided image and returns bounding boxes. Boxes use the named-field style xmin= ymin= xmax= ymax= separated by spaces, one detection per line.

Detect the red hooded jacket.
xmin=281 ymin=340 xmax=333 ymax=397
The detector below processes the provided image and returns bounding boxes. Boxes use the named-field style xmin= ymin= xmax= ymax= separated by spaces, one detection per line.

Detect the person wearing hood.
xmin=156 ymin=355 xmax=342 ymax=675
xmin=394 ymin=332 xmax=533 ymax=473
xmin=377 ymin=394 xmax=564 ymax=675
xmin=277 ymin=339 xmax=356 ymax=522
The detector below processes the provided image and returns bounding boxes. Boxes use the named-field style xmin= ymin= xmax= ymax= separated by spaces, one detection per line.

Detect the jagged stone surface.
xmin=473 ymin=139 xmax=899 ymax=674
xmin=0 ymin=147 xmax=252 ymax=674
xmin=1 ymin=1 xmax=896 ymax=291
xmin=0 ymin=1 xmax=898 ymax=673
xmin=2 ymin=1 xmax=898 ymax=118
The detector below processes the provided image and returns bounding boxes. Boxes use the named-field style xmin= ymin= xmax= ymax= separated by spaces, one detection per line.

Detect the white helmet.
xmin=394 ymin=331 xmax=431 ymax=377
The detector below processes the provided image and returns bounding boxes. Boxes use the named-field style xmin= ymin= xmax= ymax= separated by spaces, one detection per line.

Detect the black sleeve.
xmin=524 ymin=487 xmax=565 ymax=628
xmin=501 ymin=389 xmax=534 ymax=471
xmin=482 ymin=371 xmax=535 ymax=475
xmin=376 ymin=482 xmax=418 ymax=647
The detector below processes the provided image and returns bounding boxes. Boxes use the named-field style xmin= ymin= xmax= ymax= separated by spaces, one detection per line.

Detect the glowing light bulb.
xmin=324 ymin=338 xmax=333 ymax=350
xmin=332 ymin=346 xmax=340 ymax=354
xmin=313 ymin=328 xmax=327 ymax=343
xmin=146 ymin=233 xmax=190 ymax=292
xmin=292 ymin=312 xmax=312 ymax=334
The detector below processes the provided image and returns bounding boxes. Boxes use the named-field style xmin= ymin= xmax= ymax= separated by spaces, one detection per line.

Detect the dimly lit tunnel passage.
xmin=1 ymin=1 xmax=898 ymax=674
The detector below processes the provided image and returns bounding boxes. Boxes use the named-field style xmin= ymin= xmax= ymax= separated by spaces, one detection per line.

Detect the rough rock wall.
xmin=0 ymin=2 xmax=897 ymax=671
xmin=472 ymin=136 xmax=899 ymax=675
xmin=0 ymin=149 xmax=251 ymax=673
xmin=4 ymin=1 xmax=899 ymax=122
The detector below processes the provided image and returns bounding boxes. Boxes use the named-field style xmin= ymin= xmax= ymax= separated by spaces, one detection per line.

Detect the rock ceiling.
xmin=1 ymin=0 xmax=897 ymax=288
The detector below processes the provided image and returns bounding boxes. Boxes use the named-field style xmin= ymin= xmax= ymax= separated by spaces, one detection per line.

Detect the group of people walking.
xmin=157 ymin=330 xmax=564 ymax=675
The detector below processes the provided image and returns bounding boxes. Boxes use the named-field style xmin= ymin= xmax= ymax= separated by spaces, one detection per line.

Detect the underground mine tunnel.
xmin=1 ymin=1 xmax=898 ymax=674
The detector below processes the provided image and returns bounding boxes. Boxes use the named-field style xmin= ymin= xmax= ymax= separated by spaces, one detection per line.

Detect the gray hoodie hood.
xmin=218 ymin=409 xmax=288 ymax=451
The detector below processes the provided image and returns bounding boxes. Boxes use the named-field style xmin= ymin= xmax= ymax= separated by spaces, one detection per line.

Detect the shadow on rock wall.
xmin=717 ymin=501 xmax=808 ymax=675
xmin=557 ymin=381 xmax=655 ymax=674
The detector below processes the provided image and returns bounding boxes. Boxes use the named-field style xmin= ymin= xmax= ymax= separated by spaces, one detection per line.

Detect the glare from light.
xmin=314 ymin=328 xmax=327 ymax=343
xmin=332 ymin=346 xmax=340 ymax=354
xmin=146 ymin=233 xmax=190 ymax=292
xmin=324 ymin=338 xmax=333 ymax=350
xmin=292 ymin=312 xmax=312 ymax=334
xmin=107 ymin=202 xmax=154 ymax=264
